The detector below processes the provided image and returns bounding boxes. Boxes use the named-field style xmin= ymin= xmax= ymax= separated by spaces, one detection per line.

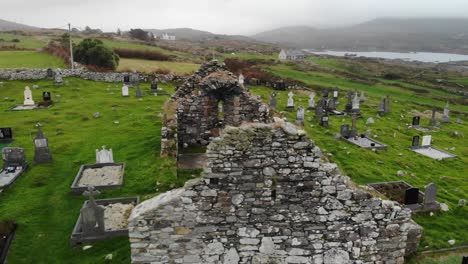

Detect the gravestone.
xmin=96 ymin=146 xmax=114 ymax=163
xmin=322 ymin=90 xmax=329 ymax=99
xmin=315 ymin=100 xmax=324 ymax=120
xmin=441 ymin=102 xmax=450 ymax=123
xmin=423 ymin=183 xmax=438 ymax=205
xmin=429 ymin=107 xmax=437 ymax=126
xmin=123 ymin=75 xmax=130 ymax=84
xmin=0 ymin=128 xmax=13 ymax=143
xmin=130 ymin=73 xmax=140 ymax=86
xmin=42 ymin=91 xmax=51 ymax=101
xmin=238 ymin=74 xmax=245 ymax=85
xmin=122 ymin=85 xmax=129 ymax=97
xmin=320 ymin=114 xmax=329 ymax=128
xmin=378 ymin=98 xmax=386 ymax=114
xmin=296 ymin=106 xmax=305 ymax=126
xmin=55 ymin=74 xmax=63 ymax=86
xmin=350 ymin=113 xmax=358 ymax=138
xmin=150 ymin=80 xmax=158 ymax=91
xmin=340 ymin=124 xmax=350 ymax=138
xmin=327 ymin=98 xmax=336 ymax=111
xmin=307 ymin=92 xmax=316 ymax=110
xmin=462 ymin=256 xmax=468 ymax=264
xmin=80 ymin=186 xmax=105 ymax=236
xmin=2 ymin=147 xmax=26 ymax=170
xmin=23 ymin=86 xmax=35 ymax=106
xmin=46 ymin=68 xmax=54 ymax=78
xmin=344 ymin=91 xmax=353 ymax=113
xmin=285 ymin=91 xmax=295 ymax=111
xmin=136 ymin=87 xmax=142 ymax=98
xmin=333 ymin=90 xmax=339 ymax=104
xmin=384 ymin=96 xmax=390 ymax=113
xmin=405 ymin=188 xmax=420 ymax=205
xmin=34 ymin=128 xmax=52 ymax=163
xmin=351 ymin=92 xmax=360 ymax=113
xmin=359 ymin=91 xmax=366 ymax=103
xmin=269 ymin=92 xmax=277 ymax=109
xmin=421 ymin=135 xmax=432 ymax=147
xmin=412 ymin=116 xmax=420 ymax=127
xmin=412 ymin=136 xmax=420 ymax=147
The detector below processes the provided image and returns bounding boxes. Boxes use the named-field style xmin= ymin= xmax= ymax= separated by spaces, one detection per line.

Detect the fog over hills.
xmin=0 ymin=18 xmax=38 ymax=31
xmin=252 ymin=18 xmax=468 ymax=54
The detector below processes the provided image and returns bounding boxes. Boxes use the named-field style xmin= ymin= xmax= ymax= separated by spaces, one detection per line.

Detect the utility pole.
xmin=68 ymin=23 xmax=74 ymax=70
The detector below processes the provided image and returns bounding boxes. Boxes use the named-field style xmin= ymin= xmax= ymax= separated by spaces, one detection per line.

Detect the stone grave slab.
xmin=70 ymin=163 xmax=125 ymax=194
xmin=0 ymin=221 xmax=17 ymax=263
xmin=342 ymin=135 xmax=387 ymax=149
xmin=0 ymin=148 xmax=27 ymax=192
xmin=368 ymin=181 xmax=440 ymax=213
xmin=70 ymin=196 xmax=138 ymax=246
xmin=411 ymin=147 xmax=457 ymax=160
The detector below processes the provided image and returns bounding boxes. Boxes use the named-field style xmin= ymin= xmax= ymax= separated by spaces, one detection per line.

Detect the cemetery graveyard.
xmin=0 ymin=61 xmax=465 ymax=263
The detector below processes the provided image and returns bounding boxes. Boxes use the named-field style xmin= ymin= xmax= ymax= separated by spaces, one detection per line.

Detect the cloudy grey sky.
xmin=2 ymin=0 xmax=468 ymax=35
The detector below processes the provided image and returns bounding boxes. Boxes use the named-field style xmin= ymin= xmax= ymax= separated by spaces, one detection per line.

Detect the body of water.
xmin=306 ymin=50 xmax=468 ymax=63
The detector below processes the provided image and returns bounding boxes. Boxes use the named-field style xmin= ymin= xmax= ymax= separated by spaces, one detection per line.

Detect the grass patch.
xmin=0 ymin=51 xmax=67 ymax=69
xmin=0 ymin=33 xmax=49 ymax=50
xmin=118 ymin=58 xmax=199 ymax=75
xmin=0 ymin=77 xmax=189 ymax=263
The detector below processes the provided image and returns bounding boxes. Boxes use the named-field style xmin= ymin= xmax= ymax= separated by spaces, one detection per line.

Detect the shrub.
xmin=11 ymin=39 xmax=20 ymax=43
xmin=74 ymin=38 xmax=119 ymax=70
xmin=129 ymin=29 xmax=152 ymax=41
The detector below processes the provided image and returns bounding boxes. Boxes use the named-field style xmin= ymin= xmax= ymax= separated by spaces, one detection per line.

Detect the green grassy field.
xmin=0 ymin=33 xmax=50 ymax=50
xmin=0 ymin=51 xmax=67 ymax=69
xmin=0 ymin=78 xmax=194 ymax=263
xmin=118 ymin=58 xmax=199 ymax=75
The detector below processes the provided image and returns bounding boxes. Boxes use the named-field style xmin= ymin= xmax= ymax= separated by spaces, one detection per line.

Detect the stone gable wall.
xmin=129 ymin=122 xmax=422 ymax=264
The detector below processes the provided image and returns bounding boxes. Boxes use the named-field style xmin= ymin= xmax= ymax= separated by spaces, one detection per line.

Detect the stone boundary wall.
xmin=0 ymin=68 xmax=187 ymax=83
xmin=130 ymin=121 xmax=422 ymax=264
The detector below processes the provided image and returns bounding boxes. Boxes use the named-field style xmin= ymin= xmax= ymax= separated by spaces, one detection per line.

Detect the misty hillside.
xmin=146 ymin=27 xmax=255 ymax=42
xmin=0 ymin=18 xmax=37 ymax=31
xmin=252 ymin=18 xmax=468 ymax=54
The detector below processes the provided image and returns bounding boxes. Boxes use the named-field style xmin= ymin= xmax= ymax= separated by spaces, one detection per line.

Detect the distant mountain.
xmin=146 ymin=27 xmax=254 ymax=42
xmin=252 ymin=18 xmax=468 ymax=54
xmin=0 ymin=18 xmax=38 ymax=31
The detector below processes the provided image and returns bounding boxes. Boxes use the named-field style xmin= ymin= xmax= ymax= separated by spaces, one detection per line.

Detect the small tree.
xmin=129 ymin=28 xmax=151 ymax=41
xmin=74 ymin=39 xmax=119 ymax=70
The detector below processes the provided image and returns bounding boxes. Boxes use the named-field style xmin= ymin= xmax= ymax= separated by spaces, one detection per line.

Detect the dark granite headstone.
xmin=46 ymin=68 xmax=54 ymax=78
xmin=2 ymin=147 xmax=26 ymax=170
xmin=462 ymin=256 xmax=468 ymax=264
xmin=340 ymin=125 xmax=350 ymax=138
xmin=320 ymin=115 xmax=329 ymax=128
xmin=412 ymin=116 xmax=420 ymax=126
xmin=405 ymin=188 xmax=420 ymax=205
xmin=42 ymin=91 xmax=51 ymax=101
xmin=429 ymin=107 xmax=437 ymax=126
xmin=136 ymin=87 xmax=142 ymax=98
xmin=81 ymin=186 xmax=105 ymax=236
xmin=344 ymin=91 xmax=353 ymax=113
xmin=150 ymin=80 xmax=158 ymax=91
xmin=0 ymin=128 xmax=13 ymax=143
xmin=412 ymin=136 xmax=420 ymax=147
xmin=34 ymin=128 xmax=52 ymax=163
xmin=123 ymin=75 xmax=130 ymax=84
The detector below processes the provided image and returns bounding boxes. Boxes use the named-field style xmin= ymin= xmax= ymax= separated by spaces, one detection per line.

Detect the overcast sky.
xmin=2 ymin=0 xmax=468 ymax=35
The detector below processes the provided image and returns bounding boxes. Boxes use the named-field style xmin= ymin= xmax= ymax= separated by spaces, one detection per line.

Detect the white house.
xmin=279 ymin=49 xmax=305 ymax=61
xmin=161 ymin=33 xmax=176 ymax=41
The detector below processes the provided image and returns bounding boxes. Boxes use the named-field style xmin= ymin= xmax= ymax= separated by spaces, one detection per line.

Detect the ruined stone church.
xmin=129 ymin=61 xmax=421 ymax=264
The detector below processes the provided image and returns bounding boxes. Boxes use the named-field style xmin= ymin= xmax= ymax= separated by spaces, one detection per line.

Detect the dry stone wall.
xmin=0 ymin=68 xmax=186 ymax=83
xmin=129 ymin=121 xmax=422 ymax=264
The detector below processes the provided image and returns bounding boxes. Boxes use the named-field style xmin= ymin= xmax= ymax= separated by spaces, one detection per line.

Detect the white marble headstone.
xmin=96 ymin=146 xmax=114 ymax=163
xmin=238 ymin=74 xmax=244 ymax=85
xmin=352 ymin=92 xmax=360 ymax=110
xmin=308 ymin=92 xmax=316 ymax=108
xmin=23 ymin=86 xmax=35 ymax=106
xmin=421 ymin=135 xmax=432 ymax=146
xmin=287 ymin=91 xmax=294 ymax=107
xmin=122 ymin=85 xmax=129 ymax=97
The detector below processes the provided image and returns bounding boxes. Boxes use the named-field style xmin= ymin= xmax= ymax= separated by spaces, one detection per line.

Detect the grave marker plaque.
xmin=421 ymin=135 xmax=432 ymax=147
xmin=0 ymin=128 xmax=13 ymax=143
xmin=412 ymin=136 xmax=420 ymax=147
xmin=405 ymin=188 xmax=420 ymax=205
